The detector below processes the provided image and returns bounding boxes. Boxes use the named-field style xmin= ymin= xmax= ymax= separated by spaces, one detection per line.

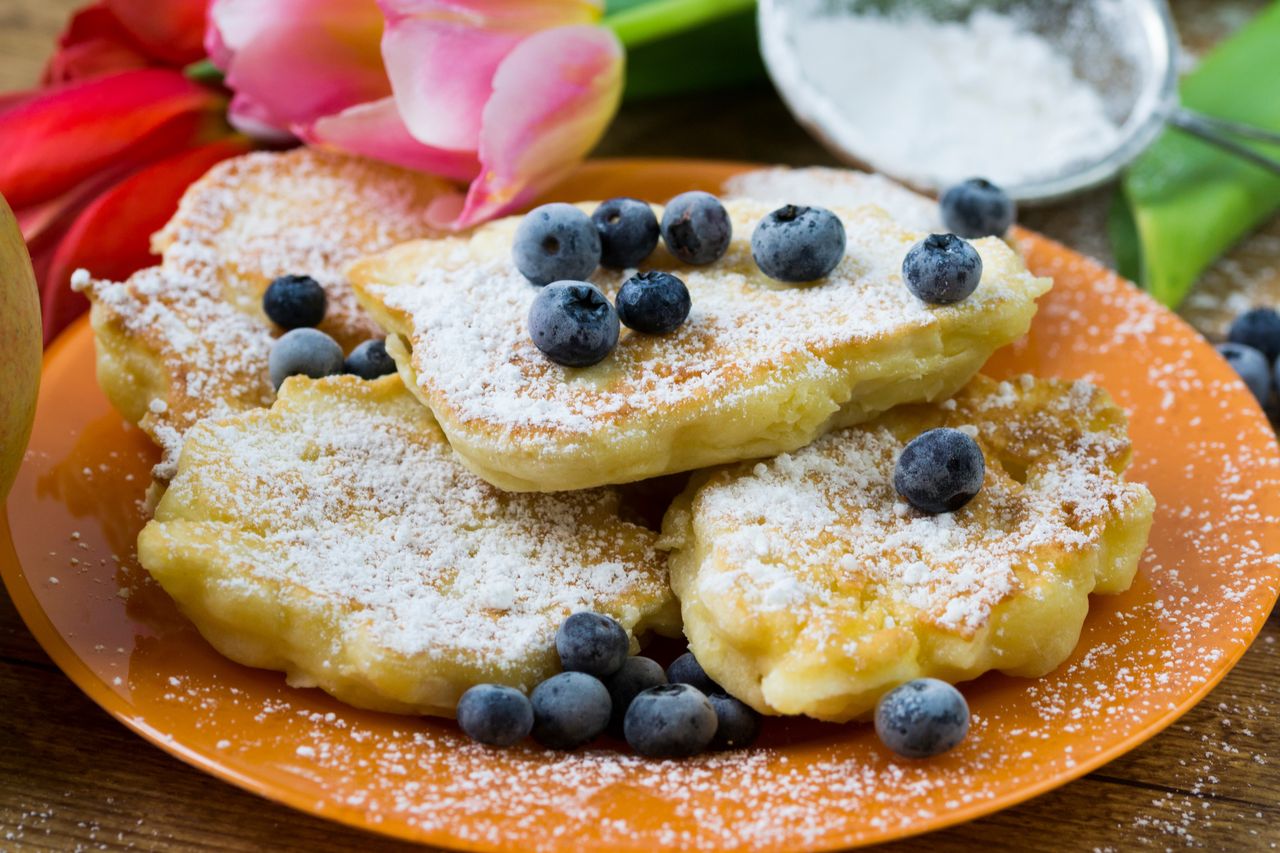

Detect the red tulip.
xmin=104 ymin=0 xmax=212 ymax=67
xmin=42 ymin=137 xmax=252 ymax=343
xmin=0 ymin=69 xmax=227 ymax=211
xmin=42 ymin=3 xmax=152 ymax=84
xmin=5 ymin=0 xmax=242 ymax=345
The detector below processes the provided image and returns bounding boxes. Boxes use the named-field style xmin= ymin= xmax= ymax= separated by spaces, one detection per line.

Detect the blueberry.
xmin=624 ymin=683 xmax=718 ymax=758
xmin=666 ymin=651 xmax=720 ymax=696
xmin=893 ymin=427 xmax=985 ymax=515
xmin=593 ymin=198 xmax=660 ymax=269
xmin=604 ymin=656 xmax=667 ymax=736
xmin=344 ymin=339 xmax=396 ymax=380
xmin=530 ymin=671 xmax=611 ymax=750
xmin=1216 ymin=342 xmax=1272 ymax=403
xmin=874 ymin=678 xmax=969 ymax=759
xmin=708 ymin=694 xmax=760 ymax=750
xmin=512 ymin=203 xmax=601 ymax=286
xmin=940 ymin=178 xmax=1016 ymax=239
xmin=456 ymin=684 xmax=533 ymax=747
xmin=661 ymin=191 xmax=732 ymax=265
xmin=556 ymin=611 xmax=629 ymax=678
xmin=751 ymin=204 xmax=846 ymax=282
xmin=616 ymin=271 xmax=692 ymax=335
xmin=263 ymin=274 xmax=327 ymax=329
xmin=902 ymin=234 xmax=983 ymax=305
xmin=528 ymin=281 xmax=619 ymax=367
xmin=1227 ymin=308 xmax=1280 ymax=364
xmin=268 ymin=328 xmax=344 ymax=390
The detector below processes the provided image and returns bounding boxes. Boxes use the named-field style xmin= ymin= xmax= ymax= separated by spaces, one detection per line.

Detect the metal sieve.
xmin=758 ymin=0 xmax=1280 ymax=203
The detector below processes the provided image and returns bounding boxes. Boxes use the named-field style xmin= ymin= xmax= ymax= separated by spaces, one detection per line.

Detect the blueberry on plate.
xmin=708 ymin=693 xmax=760 ymax=750
xmin=530 ymin=671 xmax=612 ymax=750
xmin=513 ymin=203 xmax=601 ymax=286
xmin=874 ymin=678 xmax=969 ymax=759
xmin=666 ymin=651 xmax=721 ymax=696
xmin=661 ymin=191 xmax=732 ymax=265
xmin=556 ymin=611 xmax=629 ymax=678
xmin=263 ymin=274 xmax=327 ymax=329
xmin=1216 ymin=342 xmax=1272 ymax=403
xmin=893 ymin=427 xmax=985 ymax=515
xmin=456 ymin=684 xmax=534 ymax=747
xmin=344 ymin=338 xmax=397 ymax=380
xmin=616 ymin=271 xmax=692 ymax=335
xmin=593 ymin=197 xmax=660 ymax=269
xmin=939 ymin=178 xmax=1016 ymax=239
xmin=902 ymin=233 xmax=983 ymax=305
xmin=604 ymin=656 xmax=667 ymax=736
xmin=268 ymin=328 xmax=344 ymax=390
xmin=624 ymin=683 xmax=718 ymax=758
xmin=1227 ymin=307 xmax=1280 ymax=364
xmin=751 ymin=204 xmax=846 ymax=282
xmin=528 ymin=281 xmax=620 ymax=367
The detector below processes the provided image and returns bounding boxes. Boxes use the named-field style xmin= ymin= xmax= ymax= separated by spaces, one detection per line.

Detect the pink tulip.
xmin=207 ymin=0 xmax=624 ymax=228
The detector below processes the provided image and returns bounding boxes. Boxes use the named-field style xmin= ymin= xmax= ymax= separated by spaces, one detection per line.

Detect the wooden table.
xmin=2 ymin=0 xmax=1278 ymax=849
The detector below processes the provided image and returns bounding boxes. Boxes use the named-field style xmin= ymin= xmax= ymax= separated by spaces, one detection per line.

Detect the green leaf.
xmin=184 ymin=59 xmax=224 ymax=85
xmin=1111 ymin=3 xmax=1280 ymax=306
xmin=604 ymin=0 xmax=766 ymax=100
xmin=622 ymin=10 xmax=766 ymax=100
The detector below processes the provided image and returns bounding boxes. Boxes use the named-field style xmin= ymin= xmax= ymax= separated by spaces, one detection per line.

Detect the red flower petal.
xmin=42 ymin=3 xmax=153 ymax=84
xmin=16 ymin=163 xmax=135 ymax=254
xmin=0 ymin=69 xmax=226 ymax=210
xmin=106 ymin=0 xmax=212 ymax=66
xmin=42 ymin=137 xmax=253 ymax=344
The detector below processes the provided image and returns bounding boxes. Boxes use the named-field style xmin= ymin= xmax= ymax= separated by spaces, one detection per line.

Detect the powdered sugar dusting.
xmin=362 ymin=199 xmax=1045 ymax=440
xmin=724 ymin=166 xmax=942 ymax=232
xmin=21 ymin=183 xmax=1280 ymax=850
xmin=687 ymin=376 xmax=1148 ymax=635
xmin=145 ymin=377 xmax=675 ymax=697
xmin=80 ymin=149 xmax=448 ymax=479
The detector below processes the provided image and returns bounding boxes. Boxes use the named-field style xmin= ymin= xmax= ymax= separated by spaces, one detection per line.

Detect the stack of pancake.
xmin=79 ymin=150 xmax=1154 ymax=724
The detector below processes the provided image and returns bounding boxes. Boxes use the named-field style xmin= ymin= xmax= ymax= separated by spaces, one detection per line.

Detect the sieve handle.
xmin=1166 ymin=108 xmax=1280 ymax=176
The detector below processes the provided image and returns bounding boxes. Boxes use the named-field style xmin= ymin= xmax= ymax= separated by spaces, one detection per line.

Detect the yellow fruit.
xmin=0 ymin=195 xmax=41 ymax=500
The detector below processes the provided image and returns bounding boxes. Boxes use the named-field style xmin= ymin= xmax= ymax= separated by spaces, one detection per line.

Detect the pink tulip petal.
xmin=378 ymin=0 xmax=601 ymax=152
xmin=227 ymin=93 xmax=298 ymax=143
xmin=204 ymin=17 xmax=233 ymax=68
xmin=209 ymin=0 xmax=388 ymax=127
xmin=448 ymin=25 xmax=622 ymax=229
xmin=380 ymin=0 xmax=602 ymax=28
xmin=303 ymin=97 xmax=479 ymax=182
xmin=380 ymin=19 xmax=518 ymax=151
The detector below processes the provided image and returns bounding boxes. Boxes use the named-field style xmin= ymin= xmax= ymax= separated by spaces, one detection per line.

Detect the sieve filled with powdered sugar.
xmin=759 ymin=0 xmax=1181 ymax=202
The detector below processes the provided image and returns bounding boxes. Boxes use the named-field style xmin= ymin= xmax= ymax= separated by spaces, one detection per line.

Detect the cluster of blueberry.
xmin=457 ymin=612 xmax=972 ymax=760
xmin=260 ymin=275 xmax=397 ymax=389
xmin=519 ymin=178 xmax=1016 ymax=369
xmin=455 ymin=612 xmax=760 ymax=757
xmin=516 ymin=194 xmax=713 ymax=367
xmin=901 ymin=177 xmax=1017 ymax=304
xmin=1216 ymin=307 xmax=1280 ymax=409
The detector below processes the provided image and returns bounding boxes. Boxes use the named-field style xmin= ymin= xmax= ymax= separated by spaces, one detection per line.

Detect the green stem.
xmin=184 ymin=59 xmax=225 ymax=85
xmin=605 ymin=0 xmax=757 ymax=48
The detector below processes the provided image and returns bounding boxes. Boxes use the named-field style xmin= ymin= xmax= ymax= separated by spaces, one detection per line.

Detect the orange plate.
xmin=5 ymin=159 xmax=1280 ymax=852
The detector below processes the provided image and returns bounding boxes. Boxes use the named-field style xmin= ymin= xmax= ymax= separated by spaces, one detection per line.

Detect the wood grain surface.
xmin=2 ymin=0 xmax=1279 ymax=850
